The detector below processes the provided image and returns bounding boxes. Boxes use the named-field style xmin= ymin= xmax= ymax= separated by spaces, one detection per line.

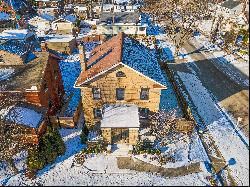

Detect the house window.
xmin=139 ymin=108 xmax=149 ymax=119
xmin=116 ymin=88 xmax=125 ymax=100
xmin=140 ymin=88 xmax=149 ymax=100
xmin=92 ymin=88 xmax=101 ymax=100
xmin=116 ymin=71 xmax=126 ymax=77
xmin=139 ymin=27 xmax=146 ymax=31
xmin=93 ymin=108 xmax=102 ymax=119
xmin=0 ymin=55 xmax=4 ymax=63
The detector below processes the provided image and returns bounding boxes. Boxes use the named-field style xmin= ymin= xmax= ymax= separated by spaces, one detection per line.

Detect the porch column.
xmin=101 ymin=128 xmax=112 ymax=144
xmin=129 ymin=128 xmax=139 ymax=145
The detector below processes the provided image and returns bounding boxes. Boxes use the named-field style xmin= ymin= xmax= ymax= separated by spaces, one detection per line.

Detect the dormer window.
xmin=116 ymin=71 xmax=126 ymax=77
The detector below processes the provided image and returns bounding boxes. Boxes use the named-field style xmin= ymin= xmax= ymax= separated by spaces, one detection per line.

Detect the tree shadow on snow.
xmin=36 ymin=128 xmax=84 ymax=177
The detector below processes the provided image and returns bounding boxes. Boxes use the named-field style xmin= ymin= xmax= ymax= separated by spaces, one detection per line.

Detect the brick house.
xmin=75 ymin=32 xmax=168 ymax=145
xmin=0 ymin=101 xmax=48 ymax=145
xmin=96 ymin=12 xmax=147 ymax=36
xmin=33 ymin=0 xmax=64 ymax=17
xmin=45 ymin=36 xmax=77 ymax=55
xmin=0 ymin=50 xmax=65 ymax=116
xmin=51 ymin=18 xmax=75 ymax=35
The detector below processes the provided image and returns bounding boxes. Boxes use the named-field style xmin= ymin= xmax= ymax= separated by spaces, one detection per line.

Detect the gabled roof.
xmin=52 ymin=17 xmax=73 ymax=24
xmin=75 ymin=32 xmax=167 ymax=88
xmin=0 ymin=51 xmax=61 ymax=91
xmin=220 ymin=0 xmax=242 ymax=10
xmin=3 ymin=0 xmax=29 ymax=12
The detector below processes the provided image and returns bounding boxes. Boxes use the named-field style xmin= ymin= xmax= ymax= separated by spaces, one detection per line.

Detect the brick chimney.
xmin=78 ymin=44 xmax=87 ymax=72
xmin=41 ymin=41 xmax=47 ymax=52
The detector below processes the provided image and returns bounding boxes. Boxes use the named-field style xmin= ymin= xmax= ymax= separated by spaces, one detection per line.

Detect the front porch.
xmin=100 ymin=104 xmax=140 ymax=146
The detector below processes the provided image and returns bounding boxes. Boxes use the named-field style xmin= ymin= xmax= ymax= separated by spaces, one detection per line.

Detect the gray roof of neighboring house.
xmin=220 ymin=0 xmax=242 ymax=9
xmin=98 ymin=12 xmax=141 ymax=24
xmin=0 ymin=52 xmax=49 ymax=91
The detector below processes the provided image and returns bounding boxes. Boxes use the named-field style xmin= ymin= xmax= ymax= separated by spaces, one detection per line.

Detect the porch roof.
xmin=101 ymin=104 xmax=140 ymax=128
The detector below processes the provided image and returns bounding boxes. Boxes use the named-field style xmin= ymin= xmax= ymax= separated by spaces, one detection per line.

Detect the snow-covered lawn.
xmin=1 ymin=112 xmax=211 ymax=186
xmin=139 ymin=128 xmax=208 ymax=169
xmin=155 ymin=29 xmax=249 ymax=185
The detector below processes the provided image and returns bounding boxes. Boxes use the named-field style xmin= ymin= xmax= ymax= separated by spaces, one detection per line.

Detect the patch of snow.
xmin=0 ymin=29 xmax=34 ymax=40
xmin=0 ymin=68 xmax=15 ymax=81
xmin=64 ymin=14 xmax=77 ymax=23
xmin=88 ymin=131 xmax=102 ymax=142
xmin=0 ymin=12 xmax=10 ymax=21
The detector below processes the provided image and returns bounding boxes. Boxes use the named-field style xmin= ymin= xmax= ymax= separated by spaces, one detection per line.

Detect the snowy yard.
xmin=176 ymin=71 xmax=249 ymax=185
xmin=139 ymin=126 xmax=208 ymax=169
xmin=1 ymin=122 xmax=212 ymax=186
xmin=155 ymin=30 xmax=249 ymax=185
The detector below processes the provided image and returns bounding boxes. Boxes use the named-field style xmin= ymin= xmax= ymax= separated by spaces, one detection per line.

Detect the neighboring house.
xmin=0 ymin=39 xmax=35 ymax=65
xmin=75 ymin=32 xmax=168 ymax=145
xmin=0 ymin=12 xmax=15 ymax=31
xmin=0 ymin=12 xmax=16 ymax=32
xmin=2 ymin=0 xmax=32 ymax=15
xmin=28 ymin=14 xmax=55 ymax=35
xmin=94 ymin=3 xmax=141 ymax=13
xmin=45 ymin=36 xmax=77 ymax=54
xmin=34 ymin=0 xmax=64 ymax=17
xmin=74 ymin=5 xmax=88 ymax=19
xmin=0 ymin=102 xmax=47 ymax=145
xmin=96 ymin=12 xmax=147 ymax=35
xmin=0 ymin=50 xmax=65 ymax=116
xmin=51 ymin=18 xmax=75 ymax=35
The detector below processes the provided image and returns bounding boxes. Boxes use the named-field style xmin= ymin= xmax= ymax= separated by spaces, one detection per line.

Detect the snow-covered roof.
xmin=64 ymin=14 xmax=77 ymax=23
xmin=52 ymin=17 xmax=73 ymax=24
xmin=0 ymin=102 xmax=45 ymax=128
xmin=0 ymin=29 xmax=35 ymax=40
xmin=0 ymin=68 xmax=15 ymax=81
xmin=101 ymin=104 xmax=140 ymax=128
xmin=0 ymin=12 xmax=10 ymax=21
xmin=46 ymin=36 xmax=75 ymax=43
xmin=3 ymin=0 xmax=28 ymax=12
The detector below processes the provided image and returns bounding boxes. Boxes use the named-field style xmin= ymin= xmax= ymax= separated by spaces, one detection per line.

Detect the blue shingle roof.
xmin=122 ymin=36 xmax=167 ymax=86
xmin=3 ymin=0 xmax=28 ymax=12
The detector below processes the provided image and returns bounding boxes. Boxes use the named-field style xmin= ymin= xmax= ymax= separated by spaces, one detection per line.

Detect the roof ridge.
xmin=120 ymin=32 xmax=125 ymax=62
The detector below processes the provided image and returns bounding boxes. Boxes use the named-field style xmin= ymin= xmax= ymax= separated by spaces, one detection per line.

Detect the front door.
xmin=112 ymin=128 xmax=129 ymax=144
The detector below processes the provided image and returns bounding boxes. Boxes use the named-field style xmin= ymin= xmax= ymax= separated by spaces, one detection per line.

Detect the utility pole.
xmin=101 ymin=0 xmax=104 ymax=12
xmin=112 ymin=0 xmax=115 ymax=36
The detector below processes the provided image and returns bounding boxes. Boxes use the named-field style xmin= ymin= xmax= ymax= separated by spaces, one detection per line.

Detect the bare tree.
xmin=142 ymin=0 xmax=212 ymax=56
